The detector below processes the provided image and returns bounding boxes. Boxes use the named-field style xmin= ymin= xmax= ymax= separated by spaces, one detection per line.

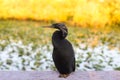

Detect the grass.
xmin=0 ymin=20 xmax=120 ymax=48
xmin=0 ymin=20 xmax=51 ymax=45
xmin=0 ymin=20 xmax=120 ymax=71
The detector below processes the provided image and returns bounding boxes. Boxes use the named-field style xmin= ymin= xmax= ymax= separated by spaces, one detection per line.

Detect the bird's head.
xmin=44 ymin=23 xmax=68 ymax=38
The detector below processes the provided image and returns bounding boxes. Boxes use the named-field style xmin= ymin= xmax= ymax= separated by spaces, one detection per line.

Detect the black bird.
xmin=44 ymin=23 xmax=75 ymax=78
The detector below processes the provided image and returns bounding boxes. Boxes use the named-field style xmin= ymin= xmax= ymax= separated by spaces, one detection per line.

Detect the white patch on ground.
xmin=0 ymin=40 xmax=120 ymax=71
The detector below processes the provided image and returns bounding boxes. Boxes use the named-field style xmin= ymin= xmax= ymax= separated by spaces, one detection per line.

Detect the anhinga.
xmin=44 ymin=23 xmax=75 ymax=78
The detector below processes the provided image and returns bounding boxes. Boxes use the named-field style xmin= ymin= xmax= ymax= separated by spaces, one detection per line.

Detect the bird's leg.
xmin=59 ymin=74 xmax=69 ymax=78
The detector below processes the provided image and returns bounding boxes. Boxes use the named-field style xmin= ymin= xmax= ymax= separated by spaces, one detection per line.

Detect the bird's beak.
xmin=42 ymin=25 xmax=53 ymax=28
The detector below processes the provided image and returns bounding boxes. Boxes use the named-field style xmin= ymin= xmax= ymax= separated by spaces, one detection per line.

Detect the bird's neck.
xmin=52 ymin=31 xmax=67 ymax=47
xmin=52 ymin=31 xmax=67 ymax=40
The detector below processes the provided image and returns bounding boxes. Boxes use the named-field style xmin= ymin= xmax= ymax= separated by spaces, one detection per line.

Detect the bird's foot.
xmin=59 ymin=74 xmax=69 ymax=78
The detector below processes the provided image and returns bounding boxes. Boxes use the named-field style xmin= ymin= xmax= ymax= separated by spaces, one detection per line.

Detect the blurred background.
xmin=0 ymin=0 xmax=120 ymax=71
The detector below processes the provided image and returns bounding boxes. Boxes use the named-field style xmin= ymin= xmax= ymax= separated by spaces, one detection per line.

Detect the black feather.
xmin=51 ymin=23 xmax=75 ymax=75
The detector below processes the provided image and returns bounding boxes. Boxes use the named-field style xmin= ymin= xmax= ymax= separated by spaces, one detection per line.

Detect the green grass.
xmin=0 ymin=20 xmax=120 ymax=48
xmin=0 ymin=20 xmax=120 ymax=71
xmin=0 ymin=20 xmax=51 ymax=45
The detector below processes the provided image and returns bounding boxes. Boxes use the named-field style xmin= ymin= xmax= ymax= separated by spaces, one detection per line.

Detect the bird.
xmin=44 ymin=23 xmax=75 ymax=78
